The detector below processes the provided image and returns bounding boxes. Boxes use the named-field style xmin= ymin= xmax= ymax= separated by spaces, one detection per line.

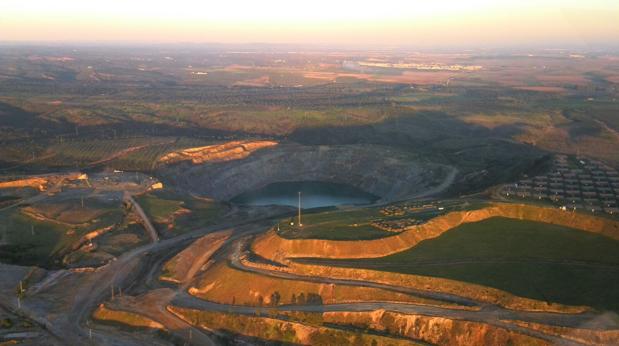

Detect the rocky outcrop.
xmin=251 ymin=203 xmax=619 ymax=261
xmin=159 ymin=143 xmax=453 ymax=201
xmin=160 ymin=230 xmax=231 ymax=284
xmin=323 ymin=310 xmax=549 ymax=346
xmin=507 ymin=320 xmax=619 ymax=345
xmin=158 ymin=140 xmax=278 ymax=165
xmin=0 ymin=177 xmax=49 ymax=191
xmin=169 ymin=306 xmax=417 ymax=346
xmin=0 ymin=172 xmax=82 ymax=192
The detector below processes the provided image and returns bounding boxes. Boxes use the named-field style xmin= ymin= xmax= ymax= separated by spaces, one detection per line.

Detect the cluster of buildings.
xmin=500 ymin=155 xmax=619 ymax=215
xmin=356 ymin=61 xmax=483 ymax=71
xmin=373 ymin=202 xmax=448 ymax=232
xmin=372 ymin=218 xmax=423 ymax=232
xmin=379 ymin=203 xmax=438 ymax=216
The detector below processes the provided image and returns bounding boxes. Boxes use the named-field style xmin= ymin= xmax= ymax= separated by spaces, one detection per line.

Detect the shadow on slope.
xmin=290 ymin=111 xmax=551 ymax=195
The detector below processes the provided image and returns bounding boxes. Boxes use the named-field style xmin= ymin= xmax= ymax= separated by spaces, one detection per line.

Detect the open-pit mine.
xmin=1 ymin=45 xmax=619 ymax=346
xmin=1 ymin=138 xmax=618 ymax=346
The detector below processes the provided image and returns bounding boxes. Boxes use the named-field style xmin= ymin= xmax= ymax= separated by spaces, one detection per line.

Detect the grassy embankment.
xmin=0 ymin=198 xmax=123 ymax=266
xmin=136 ymin=190 xmax=223 ymax=234
xmin=330 ymin=217 xmax=619 ymax=312
xmin=277 ymin=208 xmax=391 ymax=240
xmin=276 ymin=200 xmax=486 ymax=241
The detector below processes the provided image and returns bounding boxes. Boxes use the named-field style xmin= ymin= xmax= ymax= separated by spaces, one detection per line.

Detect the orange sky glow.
xmin=1 ymin=0 xmax=618 ymax=47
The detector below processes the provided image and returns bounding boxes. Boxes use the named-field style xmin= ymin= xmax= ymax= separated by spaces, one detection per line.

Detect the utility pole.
xmin=16 ymin=281 xmax=23 ymax=309
xmin=298 ymin=191 xmax=302 ymax=227
xmin=87 ymin=321 xmax=92 ymax=341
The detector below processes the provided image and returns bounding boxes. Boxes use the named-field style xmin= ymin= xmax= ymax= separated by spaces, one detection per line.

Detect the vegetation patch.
xmin=277 ymin=208 xmax=392 ymax=240
xmin=136 ymin=190 xmax=223 ymax=234
xmin=0 ymin=209 xmax=71 ymax=266
xmin=329 ymin=217 xmax=619 ymax=312
xmin=276 ymin=200 xmax=483 ymax=241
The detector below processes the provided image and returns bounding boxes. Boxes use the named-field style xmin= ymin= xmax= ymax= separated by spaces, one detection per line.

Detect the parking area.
xmin=500 ymin=155 xmax=619 ymax=215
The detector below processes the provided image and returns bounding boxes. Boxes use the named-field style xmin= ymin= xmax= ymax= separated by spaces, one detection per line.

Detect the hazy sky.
xmin=1 ymin=0 xmax=618 ymax=47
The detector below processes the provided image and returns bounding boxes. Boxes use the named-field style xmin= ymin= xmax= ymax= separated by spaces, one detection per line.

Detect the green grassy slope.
xmin=325 ymin=217 xmax=619 ymax=312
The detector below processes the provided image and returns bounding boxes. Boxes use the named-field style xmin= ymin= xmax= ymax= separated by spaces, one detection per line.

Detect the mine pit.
xmin=229 ymin=180 xmax=379 ymax=208
xmin=159 ymin=143 xmax=456 ymax=204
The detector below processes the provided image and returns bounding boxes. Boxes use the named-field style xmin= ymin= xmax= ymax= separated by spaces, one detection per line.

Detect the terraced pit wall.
xmin=237 ymin=254 xmax=587 ymax=313
xmin=323 ymin=310 xmax=550 ymax=346
xmin=159 ymin=144 xmax=451 ymax=201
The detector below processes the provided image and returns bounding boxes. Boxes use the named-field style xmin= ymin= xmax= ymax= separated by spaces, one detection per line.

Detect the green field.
xmin=136 ymin=193 xmax=184 ymax=224
xmin=136 ymin=190 xmax=224 ymax=234
xmin=277 ymin=200 xmax=488 ymax=241
xmin=0 ymin=197 xmax=124 ymax=267
xmin=277 ymin=208 xmax=395 ymax=241
xmin=0 ymin=210 xmax=72 ymax=266
xmin=324 ymin=217 xmax=619 ymax=312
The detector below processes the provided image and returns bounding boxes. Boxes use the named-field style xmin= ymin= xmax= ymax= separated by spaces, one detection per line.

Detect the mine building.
xmin=605 ymin=207 xmax=619 ymax=215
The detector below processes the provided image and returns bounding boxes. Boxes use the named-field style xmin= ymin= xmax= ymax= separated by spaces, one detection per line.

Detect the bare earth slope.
xmin=158 ymin=140 xmax=278 ymax=165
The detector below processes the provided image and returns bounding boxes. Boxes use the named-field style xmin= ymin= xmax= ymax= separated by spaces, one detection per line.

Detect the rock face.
xmin=323 ymin=310 xmax=549 ymax=346
xmin=158 ymin=140 xmax=278 ymax=165
xmin=159 ymin=143 xmax=453 ymax=202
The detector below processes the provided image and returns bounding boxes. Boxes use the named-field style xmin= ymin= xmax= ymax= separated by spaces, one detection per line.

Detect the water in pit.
xmin=230 ymin=181 xmax=379 ymax=208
